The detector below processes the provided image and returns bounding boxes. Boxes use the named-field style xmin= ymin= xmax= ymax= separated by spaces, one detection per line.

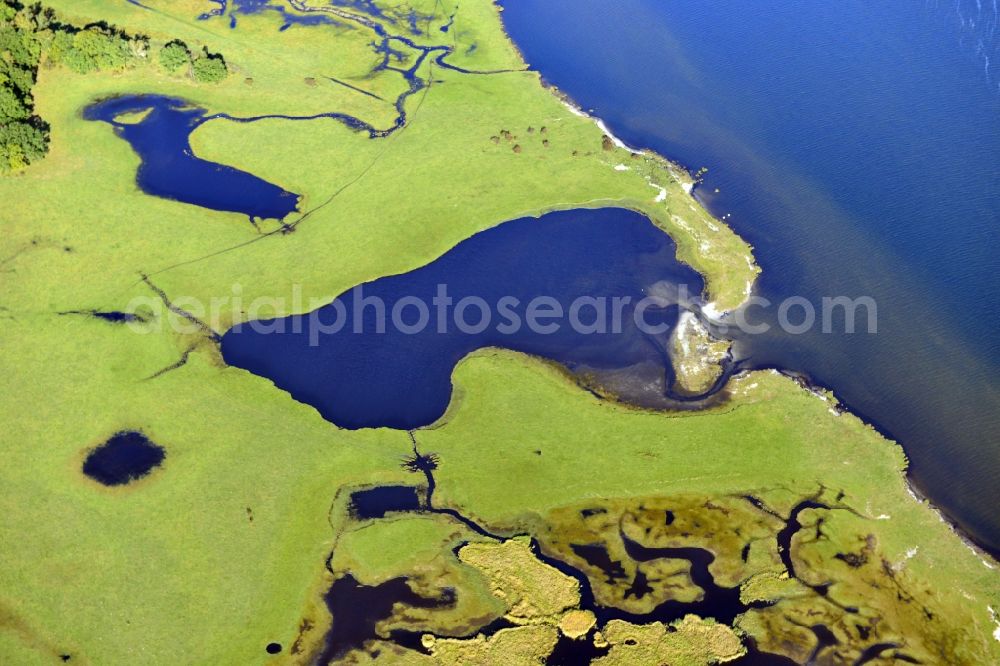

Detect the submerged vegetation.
xmin=301 ymin=426 xmax=999 ymax=664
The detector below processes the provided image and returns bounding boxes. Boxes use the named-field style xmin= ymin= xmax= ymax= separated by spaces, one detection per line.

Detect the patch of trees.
xmin=0 ymin=1 xmax=46 ymax=171
xmin=157 ymin=40 xmax=229 ymax=83
xmin=158 ymin=40 xmax=189 ymax=72
xmin=0 ymin=1 xmax=148 ymax=171
xmin=0 ymin=1 xmax=229 ymax=172
xmin=191 ymin=49 xmax=227 ymax=83
xmin=48 ymin=24 xmax=149 ymax=74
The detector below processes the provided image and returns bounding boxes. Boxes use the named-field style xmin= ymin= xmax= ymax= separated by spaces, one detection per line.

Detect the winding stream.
xmin=92 ymin=0 xmax=516 ymax=221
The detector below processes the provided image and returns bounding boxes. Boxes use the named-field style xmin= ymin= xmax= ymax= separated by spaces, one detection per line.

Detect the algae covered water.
xmin=500 ymin=0 xmax=1000 ymax=550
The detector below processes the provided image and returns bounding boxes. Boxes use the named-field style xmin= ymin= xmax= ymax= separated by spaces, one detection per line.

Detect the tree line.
xmin=1 ymin=1 xmax=230 ymax=172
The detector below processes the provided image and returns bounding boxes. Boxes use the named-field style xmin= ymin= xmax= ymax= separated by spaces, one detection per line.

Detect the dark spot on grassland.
xmin=58 ymin=309 xmax=149 ymax=324
xmin=835 ymin=541 xmax=872 ymax=569
xmin=89 ymin=310 xmax=143 ymax=323
xmin=82 ymin=431 xmax=165 ymax=487
xmin=581 ymin=507 xmax=607 ymax=518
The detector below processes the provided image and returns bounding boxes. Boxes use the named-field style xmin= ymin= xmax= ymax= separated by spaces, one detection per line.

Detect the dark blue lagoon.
xmin=222 ymin=208 xmax=716 ymax=430
xmin=500 ymin=1 xmax=1000 ymax=550
xmin=83 ymin=95 xmax=300 ymax=221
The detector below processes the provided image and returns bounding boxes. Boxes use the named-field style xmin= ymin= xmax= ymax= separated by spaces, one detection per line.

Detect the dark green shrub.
xmin=191 ymin=51 xmax=227 ymax=83
xmin=158 ymin=40 xmax=190 ymax=73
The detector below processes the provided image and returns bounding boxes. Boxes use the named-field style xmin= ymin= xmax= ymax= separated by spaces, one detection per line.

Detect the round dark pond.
xmin=82 ymin=431 xmax=165 ymax=486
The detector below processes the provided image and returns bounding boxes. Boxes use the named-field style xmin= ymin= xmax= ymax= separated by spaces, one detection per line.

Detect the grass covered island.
xmin=0 ymin=1 xmax=998 ymax=664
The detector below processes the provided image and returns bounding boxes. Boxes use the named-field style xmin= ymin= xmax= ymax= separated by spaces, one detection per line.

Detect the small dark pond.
xmin=349 ymin=486 xmax=422 ymax=519
xmin=83 ymin=95 xmax=300 ymax=221
xmin=222 ymin=208 xmax=720 ymax=430
xmin=82 ymin=431 xmax=165 ymax=486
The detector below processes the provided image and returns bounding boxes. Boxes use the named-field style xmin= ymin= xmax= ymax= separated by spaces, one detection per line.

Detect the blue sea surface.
xmin=501 ymin=0 xmax=1000 ymax=550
